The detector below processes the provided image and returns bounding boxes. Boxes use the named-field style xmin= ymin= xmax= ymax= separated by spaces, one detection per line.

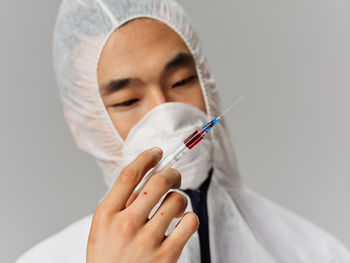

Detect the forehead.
xmin=98 ymin=18 xmax=191 ymax=77
xmin=107 ymin=18 xmax=187 ymax=51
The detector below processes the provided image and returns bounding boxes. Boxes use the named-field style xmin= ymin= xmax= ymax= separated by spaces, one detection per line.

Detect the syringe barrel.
xmin=184 ymin=129 xmax=206 ymax=149
xmin=134 ymin=129 xmax=205 ymax=195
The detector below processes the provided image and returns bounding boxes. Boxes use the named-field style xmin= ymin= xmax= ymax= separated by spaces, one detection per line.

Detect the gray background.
xmin=1 ymin=0 xmax=349 ymax=262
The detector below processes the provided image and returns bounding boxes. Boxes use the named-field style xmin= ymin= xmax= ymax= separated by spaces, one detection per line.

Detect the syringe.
xmin=134 ymin=96 xmax=244 ymax=195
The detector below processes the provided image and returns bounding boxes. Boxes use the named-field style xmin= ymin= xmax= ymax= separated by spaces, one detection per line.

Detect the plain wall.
xmin=1 ymin=0 xmax=349 ymax=262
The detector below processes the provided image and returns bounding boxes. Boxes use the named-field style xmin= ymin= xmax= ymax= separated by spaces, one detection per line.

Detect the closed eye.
xmin=172 ymin=75 xmax=197 ymax=88
xmin=112 ymin=98 xmax=139 ymax=107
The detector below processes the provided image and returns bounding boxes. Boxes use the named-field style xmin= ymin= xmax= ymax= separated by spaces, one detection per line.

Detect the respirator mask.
xmin=116 ymin=102 xmax=213 ymax=190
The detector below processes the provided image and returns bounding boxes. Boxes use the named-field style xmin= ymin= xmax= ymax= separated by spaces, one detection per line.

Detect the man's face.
xmin=97 ymin=18 xmax=206 ymax=140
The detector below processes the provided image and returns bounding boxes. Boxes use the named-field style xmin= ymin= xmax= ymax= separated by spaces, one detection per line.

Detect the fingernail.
xmin=151 ymin=147 xmax=162 ymax=156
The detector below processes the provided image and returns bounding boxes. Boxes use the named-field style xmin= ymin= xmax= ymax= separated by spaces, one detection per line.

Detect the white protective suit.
xmin=17 ymin=0 xmax=350 ymax=262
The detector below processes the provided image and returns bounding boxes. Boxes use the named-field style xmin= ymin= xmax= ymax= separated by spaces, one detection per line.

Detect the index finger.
xmin=101 ymin=147 xmax=163 ymax=213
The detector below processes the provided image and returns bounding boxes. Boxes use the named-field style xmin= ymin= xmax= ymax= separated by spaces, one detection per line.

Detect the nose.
xmin=146 ymin=86 xmax=169 ymax=111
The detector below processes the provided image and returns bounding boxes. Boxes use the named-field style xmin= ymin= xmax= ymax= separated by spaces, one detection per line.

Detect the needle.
xmin=218 ymin=95 xmax=245 ymax=119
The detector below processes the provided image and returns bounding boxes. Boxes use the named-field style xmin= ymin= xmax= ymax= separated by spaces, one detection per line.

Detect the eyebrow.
xmin=101 ymin=78 xmax=133 ymax=96
xmin=164 ymin=52 xmax=193 ymax=72
xmin=100 ymin=52 xmax=194 ymax=96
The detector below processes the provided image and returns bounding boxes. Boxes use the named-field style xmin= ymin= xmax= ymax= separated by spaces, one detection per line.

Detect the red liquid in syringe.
xmin=183 ymin=129 xmax=206 ymax=149
xmin=183 ymin=119 xmax=217 ymax=149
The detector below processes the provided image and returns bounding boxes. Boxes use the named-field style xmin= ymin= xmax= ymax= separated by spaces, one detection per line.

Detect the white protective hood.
xmin=17 ymin=0 xmax=350 ymax=262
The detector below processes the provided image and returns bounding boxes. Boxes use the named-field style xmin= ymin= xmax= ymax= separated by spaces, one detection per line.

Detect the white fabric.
xmin=17 ymin=0 xmax=350 ymax=262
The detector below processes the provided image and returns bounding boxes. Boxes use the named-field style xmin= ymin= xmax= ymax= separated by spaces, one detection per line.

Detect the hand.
xmin=87 ymin=147 xmax=199 ymax=263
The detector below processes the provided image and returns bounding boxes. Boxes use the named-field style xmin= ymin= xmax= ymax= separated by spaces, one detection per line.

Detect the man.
xmin=17 ymin=0 xmax=350 ymax=262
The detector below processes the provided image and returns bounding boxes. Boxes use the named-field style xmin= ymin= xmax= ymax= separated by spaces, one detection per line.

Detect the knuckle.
xmin=122 ymin=210 xmax=140 ymax=228
xmin=155 ymin=249 xmax=171 ymax=262
xmin=167 ymin=167 xmax=181 ymax=176
xmin=169 ymin=192 xmax=187 ymax=207
xmin=114 ymin=220 xmax=134 ymax=238
xmin=166 ymin=168 xmax=182 ymax=188
xmin=119 ymin=165 xmax=139 ymax=184
xmin=153 ymin=174 xmax=171 ymax=188
xmin=143 ymin=149 xmax=158 ymax=161
xmin=87 ymin=231 xmax=97 ymax=246
xmin=137 ymin=229 xmax=157 ymax=249
xmin=165 ymin=240 xmax=178 ymax=252
xmin=113 ymin=211 xmax=139 ymax=237
xmin=160 ymin=239 xmax=182 ymax=258
xmin=92 ymin=207 xmax=110 ymax=227
xmin=185 ymin=212 xmax=200 ymax=231
xmin=136 ymin=149 xmax=160 ymax=169
xmin=168 ymin=167 xmax=181 ymax=179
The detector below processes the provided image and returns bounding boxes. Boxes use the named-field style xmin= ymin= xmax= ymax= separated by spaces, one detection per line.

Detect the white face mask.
xmin=118 ymin=102 xmax=213 ymax=190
